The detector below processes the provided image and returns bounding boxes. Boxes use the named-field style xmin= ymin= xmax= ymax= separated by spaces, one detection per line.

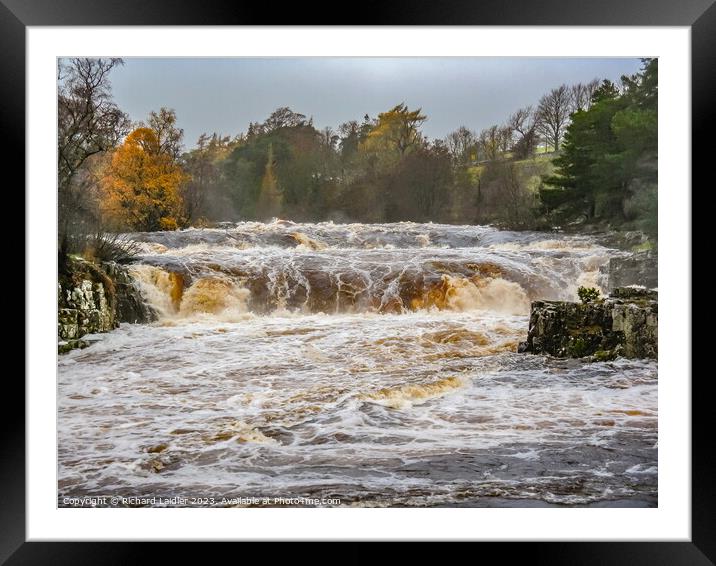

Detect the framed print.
xmin=7 ymin=0 xmax=708 ymax=562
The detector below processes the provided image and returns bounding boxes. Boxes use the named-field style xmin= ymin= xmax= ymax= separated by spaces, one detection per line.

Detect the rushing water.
xmin=58 ymin=221 xmax=657 ymax=507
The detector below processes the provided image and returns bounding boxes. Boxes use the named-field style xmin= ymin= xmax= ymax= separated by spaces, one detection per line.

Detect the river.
xmin=58 ymin=221 xmax=657 ymax=507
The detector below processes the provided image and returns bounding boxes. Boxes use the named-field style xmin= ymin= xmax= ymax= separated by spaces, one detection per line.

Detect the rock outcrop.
xmin=58 ymin=257 xmax=155 ymax=352
xmin=518 ymin=287 xmax=657 ymax=360
xmin=607 ymin=251 xmax=657 ymax=292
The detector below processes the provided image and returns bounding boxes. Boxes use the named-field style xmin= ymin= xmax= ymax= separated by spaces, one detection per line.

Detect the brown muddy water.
xmin=58 ymin=221 xmax=657 ymax=507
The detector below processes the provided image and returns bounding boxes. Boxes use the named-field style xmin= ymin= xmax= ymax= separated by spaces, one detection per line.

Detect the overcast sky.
xmin=107 ymin=57 xmax=643 ymax=149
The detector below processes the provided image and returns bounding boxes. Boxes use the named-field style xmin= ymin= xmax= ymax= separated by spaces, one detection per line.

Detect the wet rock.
xmin=58 ymin=339 xmax=90 ymax=354
xmin=103 ymin=262 xmax=156 ymax=323
xmin=611 ymin=300 xmax=658 ymax=359
xmin=607 ymin=251 xmax=657 ymax=292
xmin=610 ymin=287 xmax=657 ymax=301
xmin=58 ymin=256 xmax=156 ymax=353
xmin=137 ymin=450 xmax=181 ymax=474
xmin=595 ymin=230 xmax=651 ymax=251
xmin=58 ymin=260 xmax=116 ymax=342
xmin=519 ymin=287 xmax=657 ymax=360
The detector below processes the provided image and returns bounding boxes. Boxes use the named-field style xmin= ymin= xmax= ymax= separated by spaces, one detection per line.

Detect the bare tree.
xmin=445 ymin=126 xmax=476 ymax=165
xmin=57 ymin=58 xmax=130 ymax=252
xmin=320 ymin=127 xmax=339 ymax=151
xmin=508 ymin=106 xmax=533 ymax=137
xmin=569 ymin=79 xmax=600 ymax=113
xmin=508 ymin=106 xmax=538 ymax=159
xmin=535 ymin=84 xmax=571 ymax=151
xmin=478 ymin=125 xmax=501 ymax=161
xmin=58 ymin=58 xmax=129 ymax=196
xmin=493 ymin=161 xmax=537 ymax=227
xmin=499 ymin=125 xmax=513 ymax=153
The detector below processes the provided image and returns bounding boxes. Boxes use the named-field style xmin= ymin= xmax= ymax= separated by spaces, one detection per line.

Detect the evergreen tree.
xmin=540 ymin=58 xmax=657 ymax=235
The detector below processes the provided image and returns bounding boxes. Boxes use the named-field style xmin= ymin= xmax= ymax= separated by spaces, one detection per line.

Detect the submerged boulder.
xmin=518 ymin=288 xmax=657 ymax=360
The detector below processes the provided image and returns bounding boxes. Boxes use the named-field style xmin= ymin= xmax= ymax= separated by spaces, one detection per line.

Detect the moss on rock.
xmin=519 ymin=287 xmax=657 ymax=360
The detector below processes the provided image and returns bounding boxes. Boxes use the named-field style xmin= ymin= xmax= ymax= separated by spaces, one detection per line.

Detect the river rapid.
xmin=58 ymin=221 xmax=657 ymax=507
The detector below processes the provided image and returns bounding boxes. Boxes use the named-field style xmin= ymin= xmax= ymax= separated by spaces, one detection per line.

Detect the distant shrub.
xmin=577 ymin=286 xmax=601 ymax=304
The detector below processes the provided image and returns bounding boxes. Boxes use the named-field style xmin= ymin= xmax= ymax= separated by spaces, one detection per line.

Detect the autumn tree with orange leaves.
xmin=101 ymin=127 xmax=187 ymax=231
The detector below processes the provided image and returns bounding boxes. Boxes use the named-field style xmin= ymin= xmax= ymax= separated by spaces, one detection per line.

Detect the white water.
xmin=58 ymin=222 xmax=657 ymax=507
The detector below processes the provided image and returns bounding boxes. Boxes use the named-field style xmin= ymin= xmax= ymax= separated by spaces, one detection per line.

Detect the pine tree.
xmin=540 ymin=58 xmax=657 ymax=232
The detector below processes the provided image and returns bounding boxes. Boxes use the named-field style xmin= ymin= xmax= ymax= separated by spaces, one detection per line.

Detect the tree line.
xmin=541 ymin=58 xmax=657 ymax=235
xmin=58 ymin=58 xmax=657 ymax=260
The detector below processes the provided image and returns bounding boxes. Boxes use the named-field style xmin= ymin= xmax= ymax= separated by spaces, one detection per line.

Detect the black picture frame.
xmin=7 ymin=0 xmax=705 ymax=562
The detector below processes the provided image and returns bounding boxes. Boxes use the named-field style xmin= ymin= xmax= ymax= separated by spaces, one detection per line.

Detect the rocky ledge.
xmin=606 ymin=250 xmax=657 ymax=292
xmin=58 ymin=256 xmax=155 ymax=353
xmin=518 ymin=287 xmax=657 ymax=360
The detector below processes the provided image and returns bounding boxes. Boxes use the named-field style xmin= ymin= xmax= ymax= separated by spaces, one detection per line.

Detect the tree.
xmin=621 ymin=58 xmax=657 ymax=110
xmin=445 ymin=126 xmax=477 ymax=165
xmin=320 ymin=127 xmax=339 ymax=152
xmin=478 ymin=125 xmax=501 ymax=161
xmin=508 ymin=106 xmax=539 ymax=159
xmin=338 ymin=120 xmax=361 ymax=158
xmin=385 ymin=142 xmax=454 ymax=221
xmin=542 ymin=59 xmax=658 ymax=233
xmin=487 ymin=161 xmax=539 ymax=227
xmin=145 ymin=107 xmax=184 ymax=160
xmin=337 ymin=117 xmax=374 ymax=184
xmin=499 ymin=125 xmax=513 ymax=153
xmin=363 ymin=103 xmax=427 ymax=157
xmin=263 ymin=107 xmax=309 ymax=132
xmin=255 ymin=143 xmax=282 ymax=219
xmin=569 ymin=79 xmax=600 ymax=113
xmin=591 ymin=79 xmax=621 ymax=104
xmin=542 ymin=93 xmax=624 ymax=221
xmin=181 ymin=133 xmax=233 ymax=221
xmin=167 ymin=68 xmax=653 ymax=230
xmin=100 ymin=127 xmax=187 ymax=231
xmin=57 ymin=58 xmax=130 ymax=250
xmin=536 ymin=84 xmax=571 ymax=151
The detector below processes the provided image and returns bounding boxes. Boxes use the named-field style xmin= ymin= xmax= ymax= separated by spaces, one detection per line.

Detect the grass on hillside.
xmin=467 ymin=152 xmax=557 ymax=184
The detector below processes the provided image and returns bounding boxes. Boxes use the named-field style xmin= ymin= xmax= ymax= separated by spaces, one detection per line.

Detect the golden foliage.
xmin=100 ymin=127 xmax=187 ymax=231
xmin=361 ymin=103 xmax=426 ymax=158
